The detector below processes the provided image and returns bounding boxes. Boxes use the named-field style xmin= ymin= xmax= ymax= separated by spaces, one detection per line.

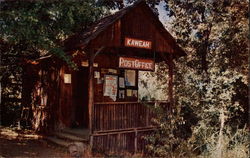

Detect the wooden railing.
xmin=93 ymin=101 xmax=170 ymax=132
xmin=92 ymin=127 xmax=156 ymax=153
xmin=92 ymin=101 xmax=170 ymax=153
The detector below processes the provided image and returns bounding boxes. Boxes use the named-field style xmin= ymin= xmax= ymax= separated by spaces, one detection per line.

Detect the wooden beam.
xmin=91 ymin=127 xmax=157 ymax=136
xmin=93 ymin=126 xmax=157 ymax=134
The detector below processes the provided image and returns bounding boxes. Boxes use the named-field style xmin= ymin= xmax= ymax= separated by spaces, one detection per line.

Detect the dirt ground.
xmin=0 ymin=127 xmax=68 ymax=158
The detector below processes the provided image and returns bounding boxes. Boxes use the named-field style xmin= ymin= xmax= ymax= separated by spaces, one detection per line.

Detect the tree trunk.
xmin=216 ymin=108 xmax=225 ymax=158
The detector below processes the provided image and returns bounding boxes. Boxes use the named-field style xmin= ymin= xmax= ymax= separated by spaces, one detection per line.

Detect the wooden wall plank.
xmin=93 ymin=102 xmax=169 ymax=131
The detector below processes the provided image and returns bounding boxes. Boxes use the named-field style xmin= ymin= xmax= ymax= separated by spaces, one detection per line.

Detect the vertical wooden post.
xmin=118 ymin=133 xmax=121 ymax=152
xmin=90 ymin=135 xmax=94 ymax=149
xmin=134 ymin=129 xmax=138 ymax=153
xmin=88 ymin=52 xmax=94 ymax=147
xmin=88 ymin=52 xmax=94 ymax=134
xmin=87 ymin=47 xmax=104 ymax=148
xmin=168 ymin=54 xmax=174 ymax=107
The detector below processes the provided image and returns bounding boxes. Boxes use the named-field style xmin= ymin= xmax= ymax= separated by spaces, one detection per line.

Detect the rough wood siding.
xmin=92 ymin=102 xmax=170 ymax=132
xmin=86 ymin=6 xmax=175 ymax=54
xmin=88 ymin=20 xmax=121 ymax=50
xmin=93 ymin=132 xmax=136 ymax=153
xmin=58 ymin=65 xmax=73 ymax=128
xmin=121 ymin=6 xmax=173 ymax=53
xmin=85 ymin=5 xmax=176 ymax=54
xmin=93 ymin=102 xmax=154 ymax=131
xmin=94 ymin=53 xmax=118 ymax=68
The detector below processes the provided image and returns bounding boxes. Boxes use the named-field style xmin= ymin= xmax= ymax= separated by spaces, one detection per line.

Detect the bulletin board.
xmin=93 ymin=67 xmax=138 ymax=102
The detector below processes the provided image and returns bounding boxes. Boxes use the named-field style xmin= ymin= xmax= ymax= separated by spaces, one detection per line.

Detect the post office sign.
xmin=119 ymin=57 xmax=155 ymax=71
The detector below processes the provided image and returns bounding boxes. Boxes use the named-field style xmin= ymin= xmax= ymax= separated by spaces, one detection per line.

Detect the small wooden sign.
xmin=119 ymin=57 xmax=155 ymax=71
xmin=125 ymin=37 xmax=152 ymax=49
xmin=81 ymin=61 xmax=98 ymax=67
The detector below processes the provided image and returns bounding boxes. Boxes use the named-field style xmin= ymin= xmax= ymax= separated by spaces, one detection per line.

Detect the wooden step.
xmin=61 ymin=128 xmax=90 ymax=140
xmin=46 ymin=136 xmax=70 ymax=148
xmin=53 ymin=132 xmax=88 ymax=142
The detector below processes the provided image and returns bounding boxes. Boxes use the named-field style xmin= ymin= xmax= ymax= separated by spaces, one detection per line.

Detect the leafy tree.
xmin=0 ymin=0 xmax=105 ymax=64
xmin=0 ymin=0 xmax=106 ymax=126
xmin=136 ymin=0 xmax=248 ymax=157
xmin=168 ymin=0 xmax=249 ymax=157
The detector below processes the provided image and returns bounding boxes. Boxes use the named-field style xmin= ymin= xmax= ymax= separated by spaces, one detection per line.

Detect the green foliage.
xmin=0 ymin=0 xmax=106 ymax=126
xmin=0 ymin=0 xmax=105 ymax=64
xmin=186 ymin=68 xmax=248 ymax=154
xmin=0 ymin=1 xmax=248 ymax=156
xmin=169 ymin=0 xmax=249 ymax=157
xmin=97 ymin=0 xmax=161 ymax=10
xmin=168 ymin=0 xmax=248 ymax=72
xmin=143 ymin=0 xmax=248 ymax=157
xmin=144 ymin=104 xmax=193 ymax=157
xmin=138 ymin=63 xmax=168 ymax=101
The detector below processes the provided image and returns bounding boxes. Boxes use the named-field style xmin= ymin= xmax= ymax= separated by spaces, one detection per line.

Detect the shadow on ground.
xmin=0 ymin=127 xmax=67 ymax=157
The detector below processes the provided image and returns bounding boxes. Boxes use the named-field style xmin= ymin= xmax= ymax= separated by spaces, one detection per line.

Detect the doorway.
xmin=72 ymin=67 xmax=89 ymax=128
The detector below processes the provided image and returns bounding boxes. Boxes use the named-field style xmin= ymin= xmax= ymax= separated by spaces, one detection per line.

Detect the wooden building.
xmin=22 ymin=0 xmax=186 ymax=153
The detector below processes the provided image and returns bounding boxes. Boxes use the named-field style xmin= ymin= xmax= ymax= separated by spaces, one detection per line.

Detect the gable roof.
xmin=65 ymin=0 xmax=186 ymax=58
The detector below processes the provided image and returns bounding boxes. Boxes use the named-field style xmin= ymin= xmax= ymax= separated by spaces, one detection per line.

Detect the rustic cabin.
xmin=22 ymin=0 xmax=186 ymax=153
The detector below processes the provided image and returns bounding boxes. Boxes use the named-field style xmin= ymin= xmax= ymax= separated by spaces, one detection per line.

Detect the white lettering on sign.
xmin=125 ymin=37 xmax=152 ymax=49
xmin=119 ymin=57 xmax=155 ymax=71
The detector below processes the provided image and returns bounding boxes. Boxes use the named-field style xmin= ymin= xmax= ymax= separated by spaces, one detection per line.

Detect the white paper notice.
xmin=119 ymin=77 xmax=125 ymax=88
xmin=103 ymin=75 xmax=118 ymax=101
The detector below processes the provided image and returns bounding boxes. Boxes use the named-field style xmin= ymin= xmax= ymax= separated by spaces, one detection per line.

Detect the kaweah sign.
xmin=119 ymin=57 xmax=155 ymax=71
xmin=125 ymin=37 xmax=152 ymax=49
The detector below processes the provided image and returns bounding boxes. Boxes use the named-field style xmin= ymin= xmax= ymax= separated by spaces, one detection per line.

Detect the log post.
xmin=87 ymin=47 xmax=104 ymax=148
xmin=87 ymin=51 xmax=95 ymax=149
xmin=168 ymin=54 xmax=174 ymax=107
xmin=88 ymin=53 xmax=94 ymax=133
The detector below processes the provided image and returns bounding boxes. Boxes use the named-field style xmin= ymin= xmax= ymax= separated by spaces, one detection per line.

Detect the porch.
xmin=48 ymin=101 xmax=170 ymax=153
xmin=91 ymin=101 xmax=171 ymax=153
